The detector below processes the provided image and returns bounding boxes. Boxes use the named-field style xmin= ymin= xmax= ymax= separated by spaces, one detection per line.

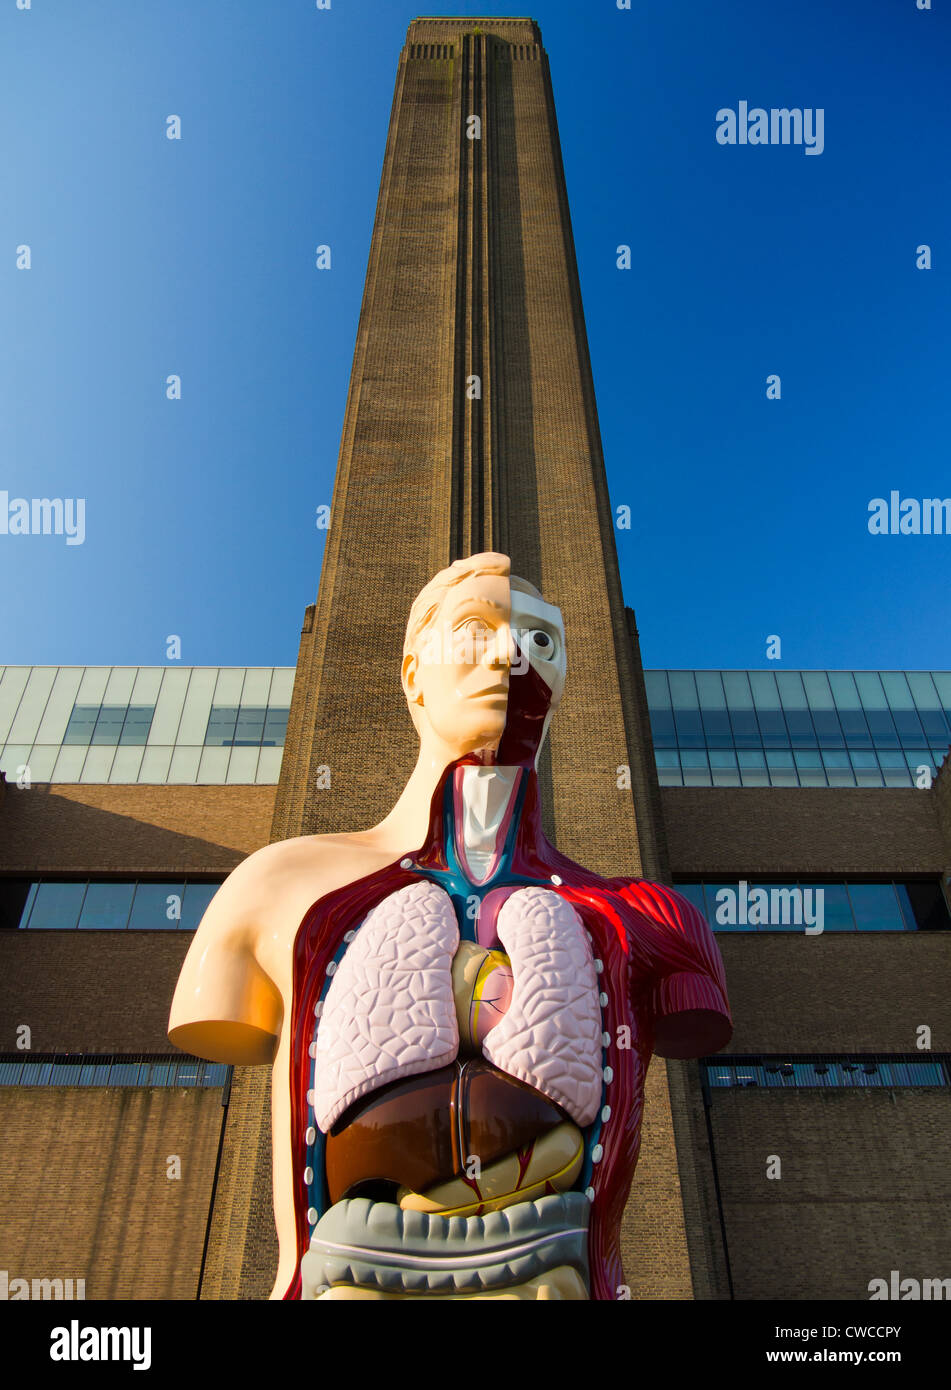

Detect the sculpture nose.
xmin=489 ymin=623 xmax=512 ymax=669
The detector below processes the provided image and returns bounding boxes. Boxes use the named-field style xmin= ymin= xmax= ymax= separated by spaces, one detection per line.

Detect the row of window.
xmin=0 ymin=742 xmax=285 ymax=786
xmin=0 ymin=666 xmax=294 ymax=746
xmin=204 ymin=705 xmax=289 ymax=747
xmin=702 ymin=1057 xmax=949 ymax=1089
xmin=646 ymin=670 xmax=951 ymax=753
xmin=61 ymin=703 xmax=290 ymax=749
xmin=0 ymin=666 xmax=296 ymax=785
xmin=62 ymin=704 xmax=155 ymax=747
xmin=3 ymin=877 xmax=946 ymax=934
xmin=0 ymin=880 xmax=223 ymax=933
xmin=0 ymin=1055 xmax=229 ymax=1088
xmin=1 ymin=1053 xmax=942 ymax=1092
xmin=673 ymin=880 xmax=950 ymax=932
xmin=656 ymin=747 xmax=946 ymax=788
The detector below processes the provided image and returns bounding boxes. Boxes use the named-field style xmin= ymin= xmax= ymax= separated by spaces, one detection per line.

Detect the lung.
xmin=313 ymin=879 xmax=460 ymax=1132
xmin=482 ymin=887 xmax=603 ymax=1126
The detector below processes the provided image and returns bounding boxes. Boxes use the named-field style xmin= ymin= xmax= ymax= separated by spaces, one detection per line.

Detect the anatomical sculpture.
xmin=169 ymin=552 xmax=732 ymax=1299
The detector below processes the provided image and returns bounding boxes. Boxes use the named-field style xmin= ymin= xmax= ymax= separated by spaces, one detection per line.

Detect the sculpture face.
xmin=402 ymin=570 xmax=567 ymax=761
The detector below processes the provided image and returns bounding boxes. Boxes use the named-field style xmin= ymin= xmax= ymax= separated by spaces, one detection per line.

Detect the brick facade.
xmin=0 ymin=783 xmax=275 ymax=875
xmin=709 ymin=1090 xmax=951 ymax=1301
xmin=0 ymin=933 xmax=192 ymax=1054
xmin=662 ymin=786 xmax=946 ymax=876
xmin=0 ymin=1087 xmax=224 ymax=1300
xmin=718 ymin=935 xmax=951 ymax=1055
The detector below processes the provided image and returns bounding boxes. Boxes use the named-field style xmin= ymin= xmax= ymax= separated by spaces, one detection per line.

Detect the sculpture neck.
xmin=452 ymin=763 xmax=523 ymax=884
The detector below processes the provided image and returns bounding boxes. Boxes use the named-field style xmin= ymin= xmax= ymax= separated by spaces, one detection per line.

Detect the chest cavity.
xmin=314 ymin=880 xmax=603 ymax=1134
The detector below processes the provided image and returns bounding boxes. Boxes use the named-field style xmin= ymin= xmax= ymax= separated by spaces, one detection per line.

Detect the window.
xmin=205 ymin=706 xmax=239 ymax=745
xmin=0 ymin=881 xmax=35 ymax=931
xmin=91 ymin=706 xmax=128 ymax=746
xmin=0 ymin=1054 xmax=230 ymax=1088
xmin=703 ymin=1056 xmax=949 ymax=1090
xmin=179 ymin=883 xmax=219 ymax=932
xmin=23 ymin=882 xmax=89 ymax=930
xmin=3 ymin=879 xmax=224 ymax=930
xmin=62 ymin=706 xmax=100 ymax=745
xmin=205 ymin=704 xmax=290 ymax=748
xmin=120 ymin=706 xmax=155 ymax=745
xmin=234 ymin=707 xmax=267 ymax=745
xmin=847 ymin=883 xmax=905 ymax=932
xmin=898 ymin=881 xmax=951 ymax=932
xmin=63 ymin=704 xmax=157 ymax=747
xmin=673 ymin=878 xmax=950 ymax=932
xmin=263 ymin=708 xmax=289 ymax=746
xmin=77 ymin=882 xmax=136 ymax=931
xmin=647 ymin=670 xmax=951 ymax=786
xmin=127 ymin=882 xmax=185 ymax=930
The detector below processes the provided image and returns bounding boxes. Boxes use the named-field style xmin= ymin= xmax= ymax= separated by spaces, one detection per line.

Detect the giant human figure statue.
xmin=169 ymin=553 xmax=732 ymax=1300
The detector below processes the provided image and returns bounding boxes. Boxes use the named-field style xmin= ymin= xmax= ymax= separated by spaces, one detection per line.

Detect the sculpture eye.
xmin=526 ymin=629 xmax=556 ymax=660
xmin=453 ymin=616 xmax=492 ymax=659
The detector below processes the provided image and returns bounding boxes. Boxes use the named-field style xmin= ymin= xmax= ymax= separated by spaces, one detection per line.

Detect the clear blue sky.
xmin=2 ymin=0 xmax=949 ymax=670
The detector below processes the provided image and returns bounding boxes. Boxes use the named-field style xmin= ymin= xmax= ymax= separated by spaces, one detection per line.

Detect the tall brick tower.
xmin=200 ymin=16 xmax=691 ymax=1299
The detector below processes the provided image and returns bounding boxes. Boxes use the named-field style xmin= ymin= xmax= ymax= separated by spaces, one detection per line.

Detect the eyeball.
xmin=526 ymin=629 xmax=557 ymax=660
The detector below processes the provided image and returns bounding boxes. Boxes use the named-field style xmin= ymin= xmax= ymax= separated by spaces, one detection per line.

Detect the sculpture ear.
xmin=401 ymin=651 xmax=423 ymax=706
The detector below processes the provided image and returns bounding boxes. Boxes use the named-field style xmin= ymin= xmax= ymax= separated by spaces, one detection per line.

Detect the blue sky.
xmin=2 ymin=0 xmax=949 ymax=670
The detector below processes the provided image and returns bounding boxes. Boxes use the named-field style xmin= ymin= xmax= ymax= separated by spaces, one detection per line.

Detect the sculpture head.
xmin=401 ymin=552 xmax=566 ymax=766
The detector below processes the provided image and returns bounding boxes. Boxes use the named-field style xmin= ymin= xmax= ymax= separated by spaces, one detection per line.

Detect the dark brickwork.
xmin=619 ymin=1059 xmax=694 ymax=1299
xmin=0 ymin=784 xmax=276 ymax=875
xmin=198 ymin=1066 xmax=275 ymax=1301
xmin=659 ymin=773 xmax=951 ymax=1298
xmin=665 ymin=1059 xmax=732 ymax=1300
xmin=0 ymin=933 xmax=192 ymax=1054
xmin=718 ymin=935 xmax=951 ymax=1055
xmin=934 ymin=749 xmax=951 ymax=862
xmin=0 ymin=779 xmax=269 ymax=1302
xmin=709 ymin=1089 xmax=951 ymax=1300
xmin=662 ymin=786 xmax=945 ymax=876
xmin=0 ymin=1087 xmax=224 ymax=1299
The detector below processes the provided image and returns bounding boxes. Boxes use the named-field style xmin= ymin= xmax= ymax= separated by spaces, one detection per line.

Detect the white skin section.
xmin=458 ymin=763 xmax=520 ymax=879
xmin=167 ymin=558 xmax=566 ymax=1298
xmin=455 ymin=588 xmax=566 ymax=879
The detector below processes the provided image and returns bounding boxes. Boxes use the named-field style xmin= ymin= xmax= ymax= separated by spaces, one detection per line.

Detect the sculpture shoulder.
xmin=611 ymin=875 xmax=701 ymax=913
xmin=169 ymin=829 xmax=397 ymax=1062
xmin=201 ymin=830 xmax=400 ymax=951
xmin=608 ymin=876 xmax=717 ymax=945
xmin=227 ymin=831 xmax=368 ymax=893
